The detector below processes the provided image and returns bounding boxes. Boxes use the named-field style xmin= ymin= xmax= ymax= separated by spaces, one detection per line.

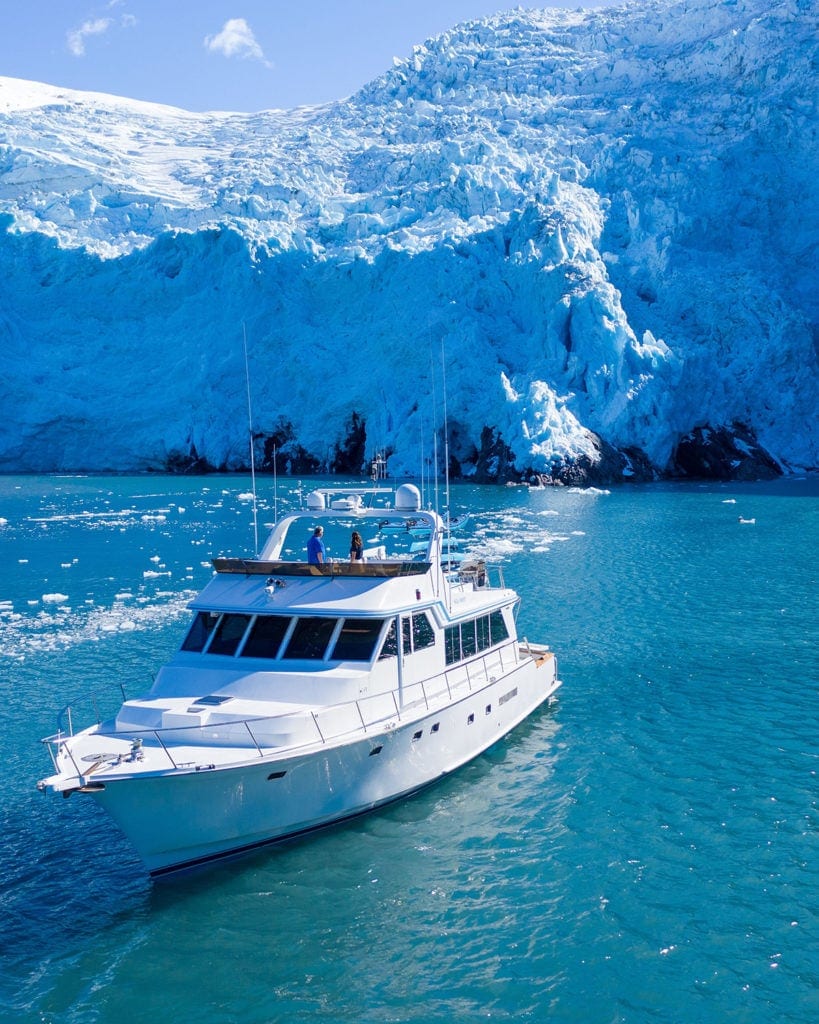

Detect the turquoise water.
xmin=1 ymin=475 xmax=817 ymax=1023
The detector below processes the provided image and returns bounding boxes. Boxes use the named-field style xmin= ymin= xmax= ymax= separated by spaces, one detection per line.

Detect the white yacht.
xmin=38 ymin=484 xmax=561 ymax=876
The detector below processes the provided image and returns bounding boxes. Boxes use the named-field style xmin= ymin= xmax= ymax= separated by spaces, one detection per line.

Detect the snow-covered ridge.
xmin=0 ymin=0 xmax=816 ymax=481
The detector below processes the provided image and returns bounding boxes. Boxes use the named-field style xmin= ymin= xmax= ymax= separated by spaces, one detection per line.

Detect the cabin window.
xmin=490 ymin=610 xmax=509 ymax=645
xmin=460 ymin=620 xmax=477 ymax=658
xmin=331 ymin=618 xmax=385 ymax=661
xmin=445 ymin=611 xmax=509 ymax=665
xmin=241 ymin=615 xmax=291 ymax=659
xmin=476 ymin=615 xmax=491 ymax=652
xmin=411 ymin=612 xmax=436 ymax=651
xmin=181 ymin=611 xmax=220 ymax=652
xmin=378 ymin=620 xmax=398 ymax=660
xmin=379 ymin=611 xmax=437 ymax=660
xmin=282 ymin=617 xmax=336 ymax=660
xmin=402 ymin=616 xmax=412 ymax=655
xmin=208 ymin=614 xmax=251 ymax=656
xmin=444 ymin=626 xmax=460 ymax=665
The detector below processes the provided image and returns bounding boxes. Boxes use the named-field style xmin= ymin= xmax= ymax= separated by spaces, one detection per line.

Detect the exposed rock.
xmin=669 ymin=423 xmax=782 ymax=481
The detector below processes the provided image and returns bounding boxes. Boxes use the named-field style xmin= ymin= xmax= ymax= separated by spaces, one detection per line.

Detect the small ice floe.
xmin=177 ymin=506 xmax=186 ymax=514
xmin=141 ymin=514 xmax=167 ymax=523
xmin=18 ymin=558 xmax=28 ymax=564
xmin=738 ymin=516 xmax=756 ymax=524
xmin=143 ymin=570 xmax=171 ymax=579
xmin=0 ymin=600 xmax=14 ymax=611
xmin=60 ymin=562 xmax=73 ymax=569
xmin=0 ymin=517 xmax=8 ymax=526
xmin=42 ymin=593 xmax=69 ymax=604
xmin=149 ymin=555 xmax=161 ymax=563
xmin=722 ymin=499 xmax=737 ymax=504
xmin=237 ymin=492 xmax=255 ymax=501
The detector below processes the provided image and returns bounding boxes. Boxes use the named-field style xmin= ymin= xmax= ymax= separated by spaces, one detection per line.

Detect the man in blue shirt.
xmin=307 ymin=525 xmax=326 ymax=564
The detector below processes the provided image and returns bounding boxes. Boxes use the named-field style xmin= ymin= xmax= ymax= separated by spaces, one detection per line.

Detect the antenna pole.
xmin=243 ymin=323 xmax=259 ymax=556
xmin=441 ymin=338 xmax=451 ymax=525
xmin=273 ymin=442 xmax=278 ymax=526
xmin=441 ymin=338 xmax=452 ymax=605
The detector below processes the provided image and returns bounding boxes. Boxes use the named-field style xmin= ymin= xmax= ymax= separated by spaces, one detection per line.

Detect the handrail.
xmin=41 ymin=636 xmax=541 ymax=771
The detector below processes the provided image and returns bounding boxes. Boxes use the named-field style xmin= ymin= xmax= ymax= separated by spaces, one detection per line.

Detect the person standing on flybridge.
xmin=307 ymin=526 xmax=325 ymax=564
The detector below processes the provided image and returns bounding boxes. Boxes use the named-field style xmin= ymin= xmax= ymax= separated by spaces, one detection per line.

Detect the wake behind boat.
xmin=38 ymin=483 xmax=561 ymax=876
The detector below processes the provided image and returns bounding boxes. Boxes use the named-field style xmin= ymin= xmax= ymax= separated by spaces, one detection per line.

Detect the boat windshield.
xmin=273 ymin=513 xmax=434 ymax=564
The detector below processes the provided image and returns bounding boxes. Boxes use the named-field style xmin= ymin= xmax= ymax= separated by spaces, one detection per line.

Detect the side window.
xmin=402 ymin=617 xmax=412 ymax=655
xmin=282 ymin=617 xmax=336 ymax=660
xmin=241 ymin=616 xmax=291 ymax=659
xmin=331 ymin=619 xmax=385 ymax=662
xmin=476 ymin=615 xmax=491 ymax=652
xmin=181 ymin=611 xmax=220 ymax=652
xmin=444 ymin=625 xmax=460 ymax=666
xmin=378 ymin=620 xmax=398 ymax=660
xmin=461 ymin=620 xmax=477 ymax=658
xmin=411 ymin=613 xmax=436 ymax=651
xmin=490 ymin=609 xmax=509 ymax=645
xmin=208 ymin=614 xmax=251 ymax=656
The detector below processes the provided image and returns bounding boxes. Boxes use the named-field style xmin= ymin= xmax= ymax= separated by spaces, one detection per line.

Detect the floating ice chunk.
xmin=43 ymin=593 xmax=69 ymax=604
xmin=237 ymin=492 xmax=255 ymax=501
xmin=149 ymin=555 xmax=161 ymax=562
xmin=143 ymin=570 xmax=171 ymax=578
xmin=722 ymin=499 xmax=736 ymax=504
xmin=0 ymin=518 xmax=8 ymax=526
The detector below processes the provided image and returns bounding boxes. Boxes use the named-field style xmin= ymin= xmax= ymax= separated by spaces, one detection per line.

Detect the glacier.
xmin=0 ymin=0 xmax=816 ymax=482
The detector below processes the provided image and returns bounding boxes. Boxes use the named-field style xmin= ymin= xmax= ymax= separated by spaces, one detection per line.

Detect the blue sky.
xmin=1 ymin=1 xmax=622 ymax=112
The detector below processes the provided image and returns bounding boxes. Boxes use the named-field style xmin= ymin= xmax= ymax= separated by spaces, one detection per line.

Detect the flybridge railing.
xmin=41 ymin=639 xmax=545 ymax=779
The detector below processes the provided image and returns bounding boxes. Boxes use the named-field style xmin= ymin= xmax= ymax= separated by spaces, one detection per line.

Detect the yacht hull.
xmin=89 ymin=657 xmax=559 ymax=875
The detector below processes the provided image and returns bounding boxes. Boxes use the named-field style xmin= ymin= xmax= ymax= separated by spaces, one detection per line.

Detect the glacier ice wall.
xmin=0 ymin=0 xmax=816 ymax=479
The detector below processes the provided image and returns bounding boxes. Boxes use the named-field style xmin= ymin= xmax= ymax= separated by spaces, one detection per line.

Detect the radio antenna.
xmin=242 ymin=323 xmax=259 ymax=555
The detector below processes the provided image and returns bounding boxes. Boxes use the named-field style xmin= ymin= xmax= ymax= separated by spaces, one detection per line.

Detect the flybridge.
xmin=255 ymin=483 xmax=440 ymax=568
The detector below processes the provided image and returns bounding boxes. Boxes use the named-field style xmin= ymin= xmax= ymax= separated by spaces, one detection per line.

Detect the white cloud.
xmin=67 ymin=18 xmax=112 ymax=58
xmin=204 ymin=18 xmax=272 ymax=68
xmin=66 ymin=10 xmax=137 ymax=57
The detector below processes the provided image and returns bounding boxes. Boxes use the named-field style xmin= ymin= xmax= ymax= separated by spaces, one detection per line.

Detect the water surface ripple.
xmin=1 ymin=476 xmax=817 ymax=1023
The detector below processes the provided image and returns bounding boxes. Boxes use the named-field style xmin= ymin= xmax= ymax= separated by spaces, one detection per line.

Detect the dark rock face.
xmin=331 ymin=411 xmax=368 ymax=474
xmin=259 ymin=422 xmax=320 ymax=475
xmin=472 ymin=426 xmax=519 ymax=483
xmin=523 ymin=435 xmax=656 ymax=487
xmin=670 ymin=423 xmax=782 ymax=481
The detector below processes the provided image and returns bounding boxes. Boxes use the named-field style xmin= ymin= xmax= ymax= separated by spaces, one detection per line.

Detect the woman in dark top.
xmin=349 ymin=531 xmax=364 ymax=562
